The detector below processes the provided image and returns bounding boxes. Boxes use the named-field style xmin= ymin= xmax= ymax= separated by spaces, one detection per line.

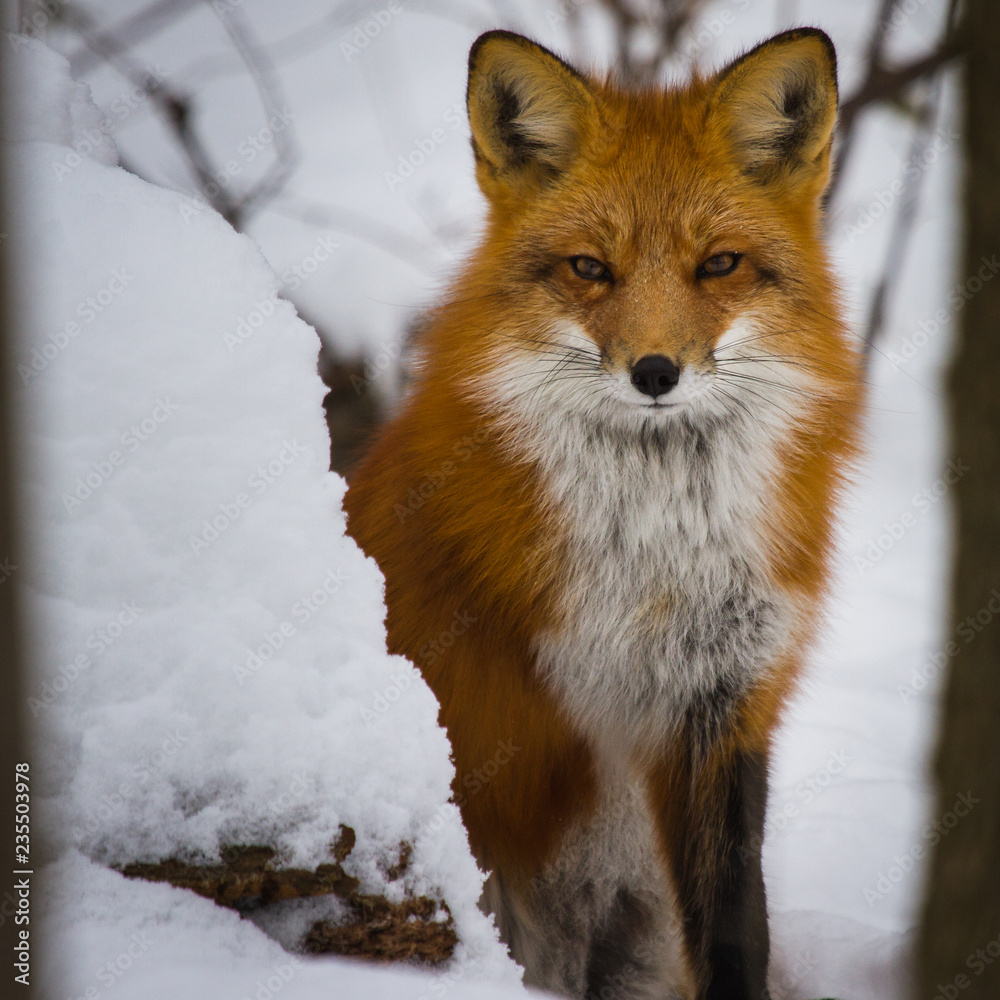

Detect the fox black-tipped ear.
xmin=466 ymin=30 xmax=597 ymax=202
xmin=710 ymin=28 xmax=838 ymax=196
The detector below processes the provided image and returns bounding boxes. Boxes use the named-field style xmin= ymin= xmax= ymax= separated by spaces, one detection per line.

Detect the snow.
xmin=3 ymin=31 xmax=117 ymax=165
xmin=5 ymin=33 xmax=519 ymax=999
xmin=39 ymin=852 xmax=534 ymax=1000
xmin=9 ymin=0 xmax=963 ymax=997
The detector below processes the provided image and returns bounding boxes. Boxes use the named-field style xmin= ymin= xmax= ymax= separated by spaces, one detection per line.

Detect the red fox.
xmin=345 ymin=26 xmax=861 ymax=1000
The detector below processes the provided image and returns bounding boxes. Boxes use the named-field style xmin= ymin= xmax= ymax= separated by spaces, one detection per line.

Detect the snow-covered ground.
xmin=6 ymin=0 xmax=962 ymax=997
xmin=5 ymin=32 xmax=520 ymax=1000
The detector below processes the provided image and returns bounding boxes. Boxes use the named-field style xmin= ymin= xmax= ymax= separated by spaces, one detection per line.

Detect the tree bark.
xmin=916 ymin=1 xmax=1000 ymax=996
xmin=0 ymin=36 xmax=35 ymax=1000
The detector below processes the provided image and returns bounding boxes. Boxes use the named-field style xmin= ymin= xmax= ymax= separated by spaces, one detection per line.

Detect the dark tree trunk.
xmin=1 ymin=40 xmax=35 ymax=999
xmin=916 ymin=3 xmax=1000 ymax=997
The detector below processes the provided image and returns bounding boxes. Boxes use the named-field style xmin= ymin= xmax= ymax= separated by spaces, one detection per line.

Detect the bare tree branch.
xmin=61 ymin=3 xmax=242 ymax=221
xmin=175 ymin=0 xmax=488 ymax=89
xmin=829 ymin=0 xmax=963 ymax=204
xmin=826 ymin=0 xmax=898 ymax=206
xmin=822 ymin=1 xmax=964 ymax=363
xmin=839 ymin=36 xmax=961 ymax=137
xmin=208 ymin=2 xmax=300 ymax=225
xmin=67 ymin=0 xmax=202 ymax=78
xmin=590 ymin=0 xmax=710 ymax=82
xmin=861 ymin=82 xmax=943 ymax=364
xmin=62 ymin=1 xmax=302 ymax=230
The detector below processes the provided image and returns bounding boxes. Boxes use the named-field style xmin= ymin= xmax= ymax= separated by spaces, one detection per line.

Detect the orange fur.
xmin=345 ymin=27 xmax=862 ymax=999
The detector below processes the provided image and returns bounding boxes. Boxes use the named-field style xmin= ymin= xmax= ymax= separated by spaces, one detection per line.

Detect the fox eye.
xmin=569 ymin=256 xmax=612 ymax=281
xmin=698 ymin=252 xmax=741 ymax=278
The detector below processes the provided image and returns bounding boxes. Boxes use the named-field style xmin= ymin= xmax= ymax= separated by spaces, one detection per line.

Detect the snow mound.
xmin=3 ymin=32 xmax=117 ymax=164
xmin=39 ymin=852 xmax=534 ymax=1000
xmin=6 ymin=33 xmax=518 ymax=989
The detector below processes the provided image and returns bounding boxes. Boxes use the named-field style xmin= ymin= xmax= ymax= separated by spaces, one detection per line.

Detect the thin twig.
xmin=208 ymin=2 xmax=299 ymax=226
xmin=861 ymin=82 xmax=944 ymax=364
xmin=828 ymin=0 xmax=899 ymax=205
xmin=830 ymin=0 xmax=963 ymax=204
xmin=839 ymin=38 xmax=961 ymax=134
xmin=178 ymin=0 xmax=488 ymax=88
xmin=61 ymin=3 xmax=243 ymax=221
xmin=62 ymin=1 xmax=302 ymax=229
xmin=593 ymin=0 xmax=708 ymax=82
xmin=67 ymin=0 xmax=202 ymax=78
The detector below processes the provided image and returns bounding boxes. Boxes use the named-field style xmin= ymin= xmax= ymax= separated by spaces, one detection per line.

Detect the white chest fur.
xmin=528 ymin=410 xmax=798 ymax=756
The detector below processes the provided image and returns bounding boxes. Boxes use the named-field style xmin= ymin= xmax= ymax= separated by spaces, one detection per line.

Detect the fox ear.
xmin=467 ymin=31 xmax=597 ymax=201
xmin=710 ymin=28 xmax=838 ymax=197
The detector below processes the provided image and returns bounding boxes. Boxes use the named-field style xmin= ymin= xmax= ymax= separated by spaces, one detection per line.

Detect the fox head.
xmin=445 ymin=28 xmax=855 ymax=441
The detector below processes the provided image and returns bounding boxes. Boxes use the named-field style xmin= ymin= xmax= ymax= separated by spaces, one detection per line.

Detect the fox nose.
xmin=630 ymin=355 xmax=680 ymax=397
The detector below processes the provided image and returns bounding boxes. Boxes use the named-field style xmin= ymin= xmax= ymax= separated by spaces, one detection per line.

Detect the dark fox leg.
xmin=648 ymin=723 xmax=772 ymax=1000
xmin=706 ymin=746 xmax=770 ymax=999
